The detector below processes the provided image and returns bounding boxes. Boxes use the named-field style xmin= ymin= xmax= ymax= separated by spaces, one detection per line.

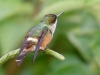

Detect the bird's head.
xmin=41 ymin=12 xmax=64 ymax=25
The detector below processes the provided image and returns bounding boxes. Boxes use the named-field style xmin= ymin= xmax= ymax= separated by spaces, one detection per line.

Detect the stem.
xmin=0 ymin=48 xmax=65 ymax=66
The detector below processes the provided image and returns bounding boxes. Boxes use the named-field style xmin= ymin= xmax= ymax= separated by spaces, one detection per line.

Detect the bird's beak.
xmin=57 ymin=12 xmax=64 ymax=17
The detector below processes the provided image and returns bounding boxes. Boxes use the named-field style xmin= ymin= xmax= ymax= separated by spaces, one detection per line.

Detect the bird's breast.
xmin=40 ymin=29 xmax=52 ymax=50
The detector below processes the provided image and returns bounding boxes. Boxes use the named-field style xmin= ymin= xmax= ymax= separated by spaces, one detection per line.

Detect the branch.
xmin=0 ymin=48 xmax=65 ymax=66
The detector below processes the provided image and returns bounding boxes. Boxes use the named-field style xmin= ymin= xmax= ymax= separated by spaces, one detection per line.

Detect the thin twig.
xmin=0 ymin=48 xmax=65 ymax=66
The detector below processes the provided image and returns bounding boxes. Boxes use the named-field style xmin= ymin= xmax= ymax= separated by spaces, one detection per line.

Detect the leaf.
xmin=34 ymin=0 xmax=100 ymax=21
xmin=46 ymin=54 xmax=93 ymax=75
xmin=67 ymin=10 xmax=99 ymax=62
xmin=0 ymin=0 xmax=33 ymax=21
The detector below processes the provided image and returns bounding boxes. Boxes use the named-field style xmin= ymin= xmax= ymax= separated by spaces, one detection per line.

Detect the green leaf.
xmin=46 ymin=54 xmax=93 ymax=75
xmin=0 ymin=0 xmax=33 ymax=21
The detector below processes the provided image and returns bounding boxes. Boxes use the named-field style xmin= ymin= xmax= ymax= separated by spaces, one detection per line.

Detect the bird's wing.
xmin=19 ymin=26 xmax=37 ymax=53
xmin=16 ymin=26 xmax=37 ymax=66
xmin=32 ymin=26 xmax=48 ymax=63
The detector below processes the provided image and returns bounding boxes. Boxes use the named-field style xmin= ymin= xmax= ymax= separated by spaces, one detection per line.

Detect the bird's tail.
xmin=16 ymin=49 xmax=28 ymax=66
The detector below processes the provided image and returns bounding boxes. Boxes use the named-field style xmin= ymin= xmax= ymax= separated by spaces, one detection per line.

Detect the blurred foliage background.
xmin=0 ymin=0 xmax=100 ymax=75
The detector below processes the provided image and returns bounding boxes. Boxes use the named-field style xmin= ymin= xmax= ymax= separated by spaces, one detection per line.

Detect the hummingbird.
xmin=16 ymin=12 xmax=64 ymax=66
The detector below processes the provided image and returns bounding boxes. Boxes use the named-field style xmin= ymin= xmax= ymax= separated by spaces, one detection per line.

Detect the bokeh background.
xmin=0 ymin=0 xmax=100 ymax=75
